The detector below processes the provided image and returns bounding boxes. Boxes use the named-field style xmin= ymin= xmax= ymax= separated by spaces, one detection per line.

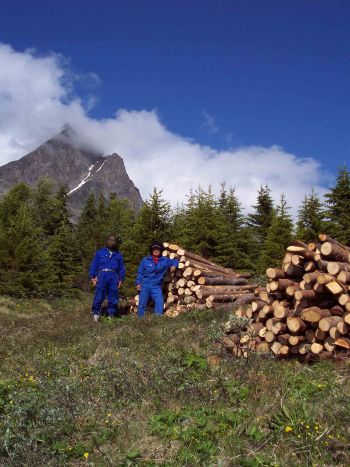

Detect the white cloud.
xmin=0 ymin=43 xmax=330 ymax=213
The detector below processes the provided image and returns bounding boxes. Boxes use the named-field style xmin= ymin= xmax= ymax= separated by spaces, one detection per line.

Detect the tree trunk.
xmin=325 ymin=281 xmax=345 ymax=295
xmin=327 ymin=261 xmax=350 ymax=275
xmin=301 ymin=307 xmax=331 ymax=323
xmin=311 ymin=342 xmax=324 ymax=354
xmin=266 ymin=268 xmax=285 ymax=279
xmin=337 ymin=271 xmax=350 ymax=284
xmin=318 ymin=316 xmax=342 ymax=332
xmin=287 ymin=317 xmax=307 ymax=333
xmin=198 ymin=276 xmax=248 ymax=286
xmin=320 ymin=242 xmax=350 ymax=263
xmin=334 ymin=337 xmax=350 ymax=349
xmin=318 ymin=234 xmax=350 ymax=251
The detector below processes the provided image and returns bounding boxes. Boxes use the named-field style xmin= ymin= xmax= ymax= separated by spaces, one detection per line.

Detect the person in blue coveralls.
xmin=135 ymin=241 xmax=179 ymax=318
xmin=89 ymin=234 xmax=126 ymax=322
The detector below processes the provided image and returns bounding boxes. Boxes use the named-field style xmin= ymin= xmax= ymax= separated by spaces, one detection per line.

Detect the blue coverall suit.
xmin=135 ymin=256 xmax=179 ymax=318
xmin=89 ymin=248 xmax=126 ymax=317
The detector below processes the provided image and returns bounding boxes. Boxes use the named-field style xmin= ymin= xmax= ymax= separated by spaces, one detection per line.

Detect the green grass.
xmin=0 ymin=295 xmax=350 ymax=466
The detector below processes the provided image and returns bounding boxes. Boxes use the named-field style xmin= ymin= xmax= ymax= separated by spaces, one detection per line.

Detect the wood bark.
xmin=320 ymin=242 xmax=350 ymax=263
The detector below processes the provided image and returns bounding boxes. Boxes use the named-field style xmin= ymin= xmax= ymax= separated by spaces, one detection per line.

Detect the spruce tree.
xmin=95 ymin=193 xmax=108 ymax=237
xmin=46 ymin=188 xmax=79 ymax=294
xmin=324 ymin=167 xmax=350 ymax=244
xmin=170 ymin=203 xmax=187 ymax=246
xmin=180 ymin=186 xmax=219 ymax=258
xmin=76 ymin=193 xmax=100 ymax=258
xmin=214 ymin=184 xmax=253 ymax=270
xmin=0 ymin=183 xmax=31 ymax=226
xmin=47 ymin=221 xmax=80 ymax=293
xmin=105 ymin=195 xmax=135 ymax=241
xmin=178 ymin=189 xmax=197 ymax=251
xmin=105 ymin=195 xmax=138 ymax=295
xmin=134 ymin=188 xmax=171 ymax=253
xmin=193 ymin=186 xmax=219 ymax=258
xmin=247 ymin=185 xmax=274 ymax=246
xmin=0 ymin=200 xmax=51 ymax=296
xmin=296 ymin=189 xmax=325 ymax=242
xmin=259 ymin=194 xmax=293 ymax=272
xmin=33 ymin=179 xmax=69 ymax=236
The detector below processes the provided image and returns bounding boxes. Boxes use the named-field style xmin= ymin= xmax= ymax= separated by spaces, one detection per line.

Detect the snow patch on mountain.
xmin=67 ymin=163 xmax=95 ymax=195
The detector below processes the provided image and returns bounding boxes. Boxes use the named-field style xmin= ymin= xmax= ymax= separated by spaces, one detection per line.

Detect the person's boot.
xmin=93 ymin=314 xmax=100 ymax=323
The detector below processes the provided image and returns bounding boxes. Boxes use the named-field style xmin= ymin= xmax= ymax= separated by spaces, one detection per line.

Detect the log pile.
xmin=132 ymin=243 xmax=257 ymax=317
xmin=223 ymin=234 xmax=350 ymax=360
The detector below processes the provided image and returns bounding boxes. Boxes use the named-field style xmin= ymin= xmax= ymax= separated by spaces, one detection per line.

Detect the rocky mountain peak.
xmin=0 ymin=127 xmax=143 ymax=219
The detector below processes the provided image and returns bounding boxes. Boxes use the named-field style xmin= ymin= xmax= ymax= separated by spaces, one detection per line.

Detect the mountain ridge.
xmin=0 ymin=127 xmax=143 ymax=218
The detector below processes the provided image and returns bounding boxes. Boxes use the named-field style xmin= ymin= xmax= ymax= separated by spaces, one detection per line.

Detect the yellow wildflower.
xmin=285 ymin=426 xmax=293 ymax=433
xmin=83 ymin=452 xmax=89 ymax=459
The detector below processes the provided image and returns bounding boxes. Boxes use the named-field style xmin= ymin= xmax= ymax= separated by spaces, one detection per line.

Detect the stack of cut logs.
xmin=132 ymin=243 xmax=256 ymax=317
xmin=223 ymin=234 xmax=350 ymax=360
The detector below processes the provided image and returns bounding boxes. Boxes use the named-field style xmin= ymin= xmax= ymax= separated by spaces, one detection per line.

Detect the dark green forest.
xmin=0 ymin=167 xmax=349 ymax=298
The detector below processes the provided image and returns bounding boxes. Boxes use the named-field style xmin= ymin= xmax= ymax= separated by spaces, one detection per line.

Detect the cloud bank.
xmin=0 ymin=43 xmax=329 ymax=212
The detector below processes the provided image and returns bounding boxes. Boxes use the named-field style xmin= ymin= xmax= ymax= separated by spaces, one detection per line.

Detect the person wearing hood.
xmin=89 ymin=234 xmax=126 ymax=322
xmin=135 ymin=241 xmax=178 ymax=318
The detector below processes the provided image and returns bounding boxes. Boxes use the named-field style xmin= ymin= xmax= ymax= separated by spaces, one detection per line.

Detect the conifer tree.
xmin=76 ymin=193 xmax=100 ymax=258
xmin=95 ymin=193 xmax=108 ymax=236
xmin=134 ymin=188 xmax=171 ymax=253
xmin=259 ymin=194 xmax=293 ymax=271
xmin=105 ymin=195 xmax=138 ymax=295
xmin=105 ymin=195 xmax=135 ymax=241
xmin=46 ymin=187 xmax=80 ymax=293
xmin=0 ymin=200 xmax=51 ymax=296
xmin=47 ymin=221 xmax=80 ymax=293
xmin=247 ymin=185 xmax=274 ymax=246
xmin=324 ymin=167 xmax=350 ymax=244
xmin=214 ymin=184 xmax=253 ymax=270
xmin=170 ymin=203 xmax=187 ymax=246
xmin=296 ymin=189 xmax=325 ymax=242
xmin=177 ymin=189 xmax=197 ymax=251
xmin=180 ymin=186 xmax=219 ymax=258
xmin=0 ymin=183 xmax=31 ymax=226
xmin=33 ymin=179 xmax=69 ymax=236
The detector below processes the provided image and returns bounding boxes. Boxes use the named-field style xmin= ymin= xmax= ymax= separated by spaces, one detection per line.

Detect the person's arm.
xmin=135 ymin=258 xmax=145 ymax=289
xmin=167 ymin=257 xmax=179 ymax=272
xmin=118 ymin=254 xmax=126 ymax=287
xmin=89 ymin=251 xmax=99 ymax=285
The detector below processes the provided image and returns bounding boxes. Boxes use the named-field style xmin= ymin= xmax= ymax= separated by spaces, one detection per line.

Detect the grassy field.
xmin=0 ymin=295 xmax=350 ymax=466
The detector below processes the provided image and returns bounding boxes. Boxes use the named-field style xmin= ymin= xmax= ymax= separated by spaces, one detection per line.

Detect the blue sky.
xmin=1 ymin=0 xmax=349 ymax=169
xmin=0 ymin=1 xmax=349 ymax=209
